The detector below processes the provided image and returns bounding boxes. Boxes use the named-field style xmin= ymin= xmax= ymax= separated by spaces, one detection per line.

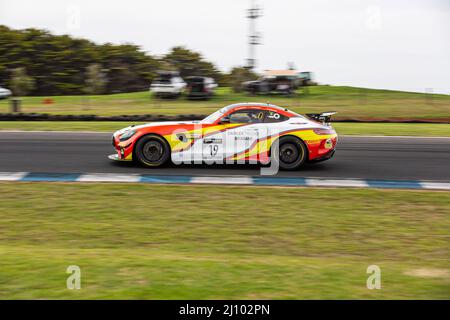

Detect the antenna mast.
xmin=246 ymin=0 xmax=262 ymax=70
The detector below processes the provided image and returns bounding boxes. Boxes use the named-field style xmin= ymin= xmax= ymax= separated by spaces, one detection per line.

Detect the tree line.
xmin=0 ymin=25 xmax=257 ymax=96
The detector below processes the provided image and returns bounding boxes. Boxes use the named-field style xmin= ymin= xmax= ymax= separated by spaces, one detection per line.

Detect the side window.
xmin=264 ymin=110 xmax=288 ymax=123
xmin=229 ymin=109 xmax=265 ymax=124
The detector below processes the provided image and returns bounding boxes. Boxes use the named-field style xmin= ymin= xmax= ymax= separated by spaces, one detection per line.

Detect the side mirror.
xmin=219 ymin=116 xmax=230 ymax=124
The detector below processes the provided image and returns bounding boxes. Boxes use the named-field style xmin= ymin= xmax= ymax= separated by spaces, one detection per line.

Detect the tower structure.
xmin=246 ymin=0 xmax=262 ymax=70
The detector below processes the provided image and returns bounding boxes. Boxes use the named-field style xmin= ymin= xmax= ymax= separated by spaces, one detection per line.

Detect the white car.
xmin=150 ymin=72 xmax=186 ymax=98
xmin=0 ymin=87 xmax=12 ymax=99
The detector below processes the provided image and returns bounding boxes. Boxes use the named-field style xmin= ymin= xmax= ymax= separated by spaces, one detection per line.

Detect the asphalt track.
xmin=0 ymin=131 xmax=449 ymax=181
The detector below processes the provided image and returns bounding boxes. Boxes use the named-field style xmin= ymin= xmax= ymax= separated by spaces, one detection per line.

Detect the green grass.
xmin=0 ymin=183 xmax=449 ymax=299
xmin=1 ymin=86 xmax=449 ymax=120
xmin=1 ymin=121 xmax=449 ymax=137
xmin=332 ymin=123 xmax=450 ymax=137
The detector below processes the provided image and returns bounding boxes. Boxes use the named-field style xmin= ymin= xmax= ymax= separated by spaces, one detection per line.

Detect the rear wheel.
xmin=135 ymin=135 xmax=171 ymax=167
xmin=273 ymin=136 xmax=308 ymax=170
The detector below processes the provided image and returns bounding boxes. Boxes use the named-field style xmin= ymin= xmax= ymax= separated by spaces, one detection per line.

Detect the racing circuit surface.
xmin=0 ymin=131 xmax=449 ymax=181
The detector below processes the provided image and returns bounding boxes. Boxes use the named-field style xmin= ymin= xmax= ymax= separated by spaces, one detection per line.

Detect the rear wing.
xmin=305 ymin=111 xmax=337 ymax=124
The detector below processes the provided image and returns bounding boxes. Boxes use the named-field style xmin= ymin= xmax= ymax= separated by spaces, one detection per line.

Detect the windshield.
xmin=201 ymin=107 xmax=227 ymax=124
xmin=153 ymin=77 xmax=171 ymax=84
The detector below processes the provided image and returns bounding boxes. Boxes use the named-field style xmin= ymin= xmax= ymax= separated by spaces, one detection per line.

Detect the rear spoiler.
xmin=305 ymin=111 xmax=337 ymax=124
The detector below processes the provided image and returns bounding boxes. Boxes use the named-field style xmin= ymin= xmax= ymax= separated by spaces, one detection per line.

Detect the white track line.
xmin=0 ymin=172 xmax=28 ymax=181
xmin=191 ymin=176 xmax=253 ymax=185
xmin=0 ymin=171 xmax=449 ymax=190
xmin=305 ymin=178 xmax=369 ymax=188
xmin=420 ymin=182 xmax=450 ymax=190
xmin=77 ymin=173 xmax=141 ymax=182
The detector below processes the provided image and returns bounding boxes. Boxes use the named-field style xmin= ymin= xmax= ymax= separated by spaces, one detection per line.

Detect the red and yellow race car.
xmin=110 ymin=103 xmax=337 ymax=170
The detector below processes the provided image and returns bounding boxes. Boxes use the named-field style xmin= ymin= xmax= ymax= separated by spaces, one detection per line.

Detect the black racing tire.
xmin=134 ymin=134 xmax=171 ymax=167
xmin=272 ymin=136 xmax=308 ymax=170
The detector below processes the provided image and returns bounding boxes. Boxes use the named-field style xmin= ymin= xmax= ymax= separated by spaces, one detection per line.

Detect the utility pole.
xmin=246 ymin=0 xmax=262 ymax=70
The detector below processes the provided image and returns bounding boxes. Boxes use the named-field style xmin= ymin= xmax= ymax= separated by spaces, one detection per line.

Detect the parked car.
xmin=185 ymin=76 xmax=217 ymax=99
xmin=150 ymin=71 xmax=186 ymax=98
xmin=0 ymin=87 xmax=12 ymax=99
xmin=243 ymin=70 xmax=298 ymax=95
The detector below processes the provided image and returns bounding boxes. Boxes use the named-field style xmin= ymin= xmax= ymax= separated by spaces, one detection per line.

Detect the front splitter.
xmin=108 ymin=154 xmax=132 ymax=162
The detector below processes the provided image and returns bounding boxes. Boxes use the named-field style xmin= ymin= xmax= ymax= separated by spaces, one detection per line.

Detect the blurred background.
xmin=0 ymin=0 xmax=448 ymax=125
xmin=0 ymin=0 xmax=449 ymax=300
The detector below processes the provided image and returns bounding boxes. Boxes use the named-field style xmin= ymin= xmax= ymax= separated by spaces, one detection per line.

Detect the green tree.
xmin=99 ymin=43 xmax=160 ymax=93
xmin=0 ymin=25 xmax=229 ymax=94
xmin=162 ymin=46 xmax=223 ymax=83
xmin=228 ymin=67 xmax=258 ymax=92
xmin=10 ymin=67 xmax=35 ymax=96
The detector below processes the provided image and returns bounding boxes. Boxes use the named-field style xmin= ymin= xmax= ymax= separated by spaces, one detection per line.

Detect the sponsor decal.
xmin=203 ymin=138 xmax=223 ymax=144
xmin=234 ymin=136 xmax=252 ymax=141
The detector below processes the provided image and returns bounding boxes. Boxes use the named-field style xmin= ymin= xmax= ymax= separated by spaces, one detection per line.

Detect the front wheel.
xmin=135 ymin=135 xmax=171 ymax=167
xmin=272 ymin=136 xmax=308 ymax=170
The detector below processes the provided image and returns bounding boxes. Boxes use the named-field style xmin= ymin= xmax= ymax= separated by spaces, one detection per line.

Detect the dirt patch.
xmin=405 ymin=268 xmax=450 ymax=279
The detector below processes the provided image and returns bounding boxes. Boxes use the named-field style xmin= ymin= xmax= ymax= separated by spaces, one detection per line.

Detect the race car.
xmin=109 ymin=103 xmax=338 ymax=170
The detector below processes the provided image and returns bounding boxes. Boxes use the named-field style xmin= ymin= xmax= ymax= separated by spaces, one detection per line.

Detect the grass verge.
xmin=1 ymin=86 xmax=449 ymax=120
xmin=0 ymin=183 xmax=449 ymax=299
xmin=1 ymin=121 xmax=449 ymax=137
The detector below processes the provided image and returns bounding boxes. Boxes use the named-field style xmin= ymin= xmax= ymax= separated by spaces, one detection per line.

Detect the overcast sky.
xmin=1 ymin=0 xmax=449 ymax=94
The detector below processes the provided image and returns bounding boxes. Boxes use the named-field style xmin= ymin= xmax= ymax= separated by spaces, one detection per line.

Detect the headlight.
xmin=119 ymin=130 xmax=136 ymax=141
